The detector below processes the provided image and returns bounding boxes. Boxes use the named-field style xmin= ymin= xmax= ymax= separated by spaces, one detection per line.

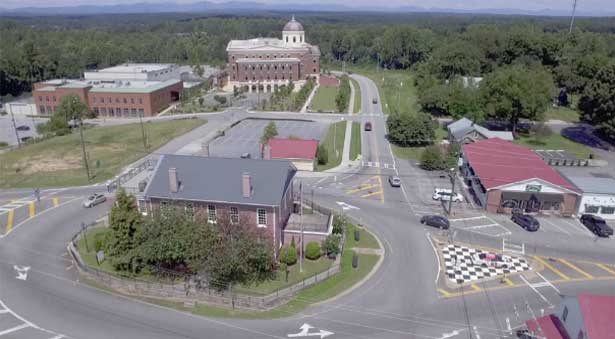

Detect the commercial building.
xmin=32 ymin=63 xmax=184 ymax=118
xmin=141 ymin=154 xmax=297 ymax=252
xmin=264 ymin=138 xmax=318 ymax=172
xmin=225 ymin=15 xmax=320 ymax=93
xmin=525 ymin=294 xmax=615 ymax=339
xmin=564 ymin=176 xmax=615 ymax=219
xmin=461 ymin=138 xmax=580 ymax=215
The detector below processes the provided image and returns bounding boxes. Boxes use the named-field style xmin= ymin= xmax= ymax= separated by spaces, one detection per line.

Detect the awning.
xmin=501 ymin=192 xmax=564 ymax=203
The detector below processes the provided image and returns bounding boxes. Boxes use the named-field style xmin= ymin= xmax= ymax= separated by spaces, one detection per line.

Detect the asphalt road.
xmin=1 ymin=75 xmax=615 ymax=339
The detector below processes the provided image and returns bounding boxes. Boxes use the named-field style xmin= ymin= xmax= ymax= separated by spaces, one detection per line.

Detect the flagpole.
xmin=299 ymin=181 xmax=304 ymax=273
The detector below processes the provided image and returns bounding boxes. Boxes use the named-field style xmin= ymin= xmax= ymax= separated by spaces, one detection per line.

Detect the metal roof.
xmin=447 ymin=117 xmax=474 ymax=139
xmin=89 ymin=79 xmax=181 ymax=94
xmin=144 ymin=154 xmax=297 ymax=206
xmin=564 ymin=176 xmax=615 ymax=194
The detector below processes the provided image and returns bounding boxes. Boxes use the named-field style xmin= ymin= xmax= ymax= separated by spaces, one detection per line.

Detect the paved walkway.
xmin=325 ymin=77 xmax=356 ymax=174
xmin=300 ymin=83 xmax=320 ymax=113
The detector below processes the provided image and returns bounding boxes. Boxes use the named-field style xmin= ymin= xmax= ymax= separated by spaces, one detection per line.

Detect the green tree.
xmin=260 ymin=121 xmax=278 ymax=144
xmin=305 ymin=241 xmax=321 ymax=260
xmin=387 ymin=112 xmax=436 ymax=147
xmin=335 ymin=75 xmax=351 ymax=112
xmin=316 ymin=144 xmax=328 ymax=165
xmin=420 ymin=145 xmax=445 ymax=171
xmin=39 ymin=94 xmax=90 ymax=136
xmin=105 ymin=188 xmax=142 ymax=271
xmin=481 ymin=65 xmax=555 ymax=134
xmin=280 ymin=245 xmax=298 ymax=266
xmin=578 ymin=62 xmax=615 ymax=138
xmin=323 ymin=234 xmax=341 ymax=256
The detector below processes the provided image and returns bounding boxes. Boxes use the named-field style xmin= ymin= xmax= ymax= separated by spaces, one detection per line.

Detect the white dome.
xmin=283 ymin=15 xmax=304 ymax=32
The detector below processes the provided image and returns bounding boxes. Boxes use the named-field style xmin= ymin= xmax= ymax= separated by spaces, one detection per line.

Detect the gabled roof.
xmin=448 ymin=117 xmax=513 ymax=141
xmin=577 ymin=294 xmax=615 ymax=339
xmin=144 ymin=154 xmax=296 ymax=206
xmin=462 ymin=138 xmax=579 ymax=193
xmin=447 ymin=117 xmax=474 ymax=139
xmin=268 ymin=138 xmax=318 ymax=160
xmin=473 ymin=124 xmax=514 ymax=141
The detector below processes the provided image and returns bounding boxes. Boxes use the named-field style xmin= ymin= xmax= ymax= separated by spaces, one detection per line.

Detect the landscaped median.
xmin=316 ymin=120 xmax=347 ymax=171
xmin=350 ymin=122 xmax=362 ymax=161
xmin=70 ymin=212 xmax=383 ymax=319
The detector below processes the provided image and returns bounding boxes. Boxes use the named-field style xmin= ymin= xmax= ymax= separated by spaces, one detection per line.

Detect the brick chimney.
xmin=201 ymin=142 xmax=209 ymax=157
xmin=242 ymin=172 xmax=252 ymax=198
xmin=263 ymin=143 xmax=271 ymax=160
xmin=169 ymin=167 xmax=179 ymax=193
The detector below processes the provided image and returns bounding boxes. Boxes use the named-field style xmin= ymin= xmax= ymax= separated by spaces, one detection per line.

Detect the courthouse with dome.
xmin=225 ymin=16 xmax=320 ymax=93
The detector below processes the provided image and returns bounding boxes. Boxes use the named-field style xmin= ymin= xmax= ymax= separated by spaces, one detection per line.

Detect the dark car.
xmin=16 ymin=125 xmax=30 ymax=131
xmin=364 ymin=122 xmax=372 ymax=131
xmin=372 ymin=98 xmax=378 ymax=104
xmin=511 ymin=213 xmax=540 ymax=232
xmin=420 ymin=215 xmax=450 ymax=230
xmin=240 ymin=153 xmax=251 ymax=159
xmin=580 ymin=214 xmax=614 ymax=237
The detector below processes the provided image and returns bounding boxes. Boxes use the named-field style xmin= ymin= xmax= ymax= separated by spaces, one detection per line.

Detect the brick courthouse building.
xmin=224 ymin=16 xmax=321 ymax=93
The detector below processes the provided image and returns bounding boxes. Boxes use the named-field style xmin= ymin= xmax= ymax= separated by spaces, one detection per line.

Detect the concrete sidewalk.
xmin=325 ymin=77 xmax=356 ymax=174
xmin=300 ymin=83 xmax=320 ymax=113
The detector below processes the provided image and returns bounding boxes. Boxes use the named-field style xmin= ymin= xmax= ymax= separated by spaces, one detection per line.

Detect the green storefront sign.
xmin=525 ymin=184 xmax=542 ymax=192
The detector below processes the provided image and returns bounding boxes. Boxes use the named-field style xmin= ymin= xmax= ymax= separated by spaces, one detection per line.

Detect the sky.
xmin=0 ymin=0 xmax=612 ymax=12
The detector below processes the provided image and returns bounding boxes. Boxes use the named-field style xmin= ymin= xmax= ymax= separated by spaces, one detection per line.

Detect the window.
xmin=293 ymin=37 xmax=296 ymax=43
xmin=46 ymin=106 xmax=52 ymax=113
xmin=92 ymin=97 xmax=96 ymax=103
xmin=601 ymin=206 xmax=615 ymax=214
xmin=138 ymin=98 xmax=143 ymax=104
xmin=93 ymin=107 xmax=99 ymax=114
xmin=123 ymin=98 xmax=127 ymax=104
xmin=117 ymin=107 xmax=122 ymax=116
xmin=109 ymin=108 xmax=114 ymax=117
xmin=100 ymin=97 xmax=104 ymax=103
xmin=46 ymin=96 xmax=49 ymax=102
xmin=116 ymin=98 xmax=120 ymax=103
xmin=38 ymin=96 xmax=43 ymax=102
xmin=130 ymin=98 xmax=134 ymax=104
xmin=100 ymin=108 xmax=107 ymax=115
xmin=585 ymin=205 xmax=600 ymax=213
xmin=208 ymin=205 xmax=216 ymax=223
xmin=286 ymin=36 xmax=288 ymax=43
xmin=230 ymin=207 xmax=239 ymax=224
xmin=131 ymin=108 xmax=137 ymax=117
xmin=123 ymin=108 xmax=129 ymax=116
xmin=39 ymin=106 xmax=46 ymax=114
xmin=108 ymin=97 xmax=112 ymax=103
xmin=138 ymin=199 xmax=147 ymax=215
xmin=562 ymin=306 xmax=569 ymax=322
xmin=257 ymin=208 xmax=266 ymax=227
xmin=138 ymin=108 xmax=144 ymax=115
xmin=52 ymin=96 xmax=56 ymax=102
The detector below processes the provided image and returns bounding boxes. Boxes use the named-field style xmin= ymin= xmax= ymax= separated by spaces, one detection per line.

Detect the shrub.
xmin=323 ymin=234 xmax=341 ymax=256
xmin=213 ymin=95 xmax=227 ymax=105
xmin=94 ymin=231 xmax=107 ymax=252
xmin=280 ymin=245 xmax=298 ymax=266
xmin=305 ymin=241 xmax=321 ymax=260
xmin=0 ymin=141 xmax=8 ymax=148
xmin=332 ymin=214 xmax=346 ymax=235
xmin=421 ymin=145 xmax=445 ymax=171
xmin=317 ymin=144 xmax=328 ymax=165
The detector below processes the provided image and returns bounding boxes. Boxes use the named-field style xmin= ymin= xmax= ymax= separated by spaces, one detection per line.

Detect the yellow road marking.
xmin=559 ymin=259 xmax=594 ymax=280
xmin=5 ymin=209 xmax=14 ymax=234
xmin=502 ymin=277 xmax=515 ymax=286
xmin=470 ymin=284 xmax=481 ymax=292
xmin=377 ymin=176 xmax=384 ymax=204
xmin=595 ymin=263 xmax=615 ymax=277
xmin=346 ymin=184 xmax=380 ymax=194
xmin=534 ymin=256 xmax=571 ymax=280
xmin=53 ymin=197 xmax=59 ymax=207
xmin=29 ymin=202 xmax=35 ymax=218
xmin=361 ymin=190 xmax=384 ymax=198
xmin=438 ymin=289 xmax=454 ymax=297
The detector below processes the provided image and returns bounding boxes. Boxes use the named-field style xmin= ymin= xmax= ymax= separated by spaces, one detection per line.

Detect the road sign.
xmin=14 ymin=265 xmax=30 ymax=281
xmin=288 ymin=324 xmax=334 ymax=338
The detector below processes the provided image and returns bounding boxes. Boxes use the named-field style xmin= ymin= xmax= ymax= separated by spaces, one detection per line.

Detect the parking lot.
xmin=0 ymin=116 xmax=46 ymax=146
xmin=209 ymin=119 xmax=328 ymax=159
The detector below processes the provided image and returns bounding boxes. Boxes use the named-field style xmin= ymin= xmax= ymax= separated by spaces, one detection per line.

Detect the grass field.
xmin=350 ymin=78 xmax=361 ymax=113
xmin=316 ymin=121 xmax=347 ymax=171
xmin=514 ymin=132 xmax=593 ymax=159
xmin=0 ymin=118 xmax=205 ymax=188
xmin=350 ymin=122 xmax=362 ymax=161
xmin=544 ymin=106 xmax=579 ymax=123
xmin=310 ymin=85 xmax=338 ymax=112
xmin=390 ymin=126 xmax=449 ymax=160
xmin=345 ymin=222 xmax=380 ymax=249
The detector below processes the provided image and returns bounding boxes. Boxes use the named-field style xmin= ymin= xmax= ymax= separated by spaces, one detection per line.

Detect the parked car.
xmin=372 ymin=98 xmax=378 ymax=104
xmin=420 ymin=215 xmax=450 ymax=229
xmin=364 ymin=122 xmax=372 ymax=131
xmin=471 ymin=252 xmax=511 ymax=268
xmin=580 ymin=214 xmax=614 ymax=237
xmin=240 ymin=153 xmax=251 ymax=159
xmin=388 ymin=175 xmax=401 ymax=187
xmin=20 ymin=136 xmax=32 ymax=142
xmin=83 ymin=194 xmax=106 ymax=208
xmin=16 ymin=125 xmax=30 ymax=131
xmin=432 ymin=188 xmax=463 ymax=202
xmin=511 ymin=213 xmax=540 ymax=232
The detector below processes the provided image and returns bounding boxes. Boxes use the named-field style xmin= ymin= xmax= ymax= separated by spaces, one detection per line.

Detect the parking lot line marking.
xmin=560 ymin=218 xmax=594 ymax=236
xmin=470 ymin=284 xmax=481 ymax=292
xmin=534 ymin=256 xmax=570 ymax=281
xmin=361 ymin=190 xmax=384 ymax=198
xmin=595 ymin=263 xmax=615 ymax=276
xmin=53 ymin=197 xmax=59 ymax=207
xmin=449 ymin=216 xmax=486 ymax=222
xmin=540 ymin=218 xmax=571 ymax=235
xmin=559 ymin=259 xmax=593 ymax=280
xmin=520 ymin=274 xmax=553 ymax=307
xmin=5 ymin=209 xmax=14 ymax=234
xmin=29 ymin=202 xmax=35 ymax=218
xmin=535 ymin=271 xmax=560 ymax=293
xmin=502 ymin=277 xmax=515 ymax=286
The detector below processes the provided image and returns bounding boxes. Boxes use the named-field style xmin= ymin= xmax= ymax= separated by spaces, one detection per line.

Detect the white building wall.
xmin=84 ymin=65 xmax=181 ymax=82
xmin=291 ymin=159 xmax=314 ymax=172
xmin=577 ymin=193 xmax=615 ymax=219
xmin=6 ymin=103 xmax=37 ymax=116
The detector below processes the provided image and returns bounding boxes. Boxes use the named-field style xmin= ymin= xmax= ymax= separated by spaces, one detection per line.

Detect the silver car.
xmin=388 ymin=175 xmax=401 ymax=187
xmin=83 ymin=194 xmax=106 ymax=208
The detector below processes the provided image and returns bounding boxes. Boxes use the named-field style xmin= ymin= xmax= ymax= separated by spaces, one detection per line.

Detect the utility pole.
xmin=569 ymin=0 xmax=578 ymax=34
xmin=9 ymin=109 xmax=21 ymax=148
xmin=299 ymin=181 xmax=304 ymax=273
xmin=138 ymin=111 xmax=148 ymax=151
xmin=398 ymin=81 xmax=403 ymax=113
xmin=78 ymin=118 xmax=91 ymax=182
xmin=448 ymin=167 xmax=456 ymax=216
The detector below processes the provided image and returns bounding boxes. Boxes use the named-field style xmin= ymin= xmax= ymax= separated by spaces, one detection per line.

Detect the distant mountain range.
xmin=0 ymin=1 xmax=612 ymax=17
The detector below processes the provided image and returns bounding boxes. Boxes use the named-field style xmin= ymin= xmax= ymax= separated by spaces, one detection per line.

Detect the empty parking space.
xmin=450 ymin=215 xmax=512 ymax=237
xmin=209 ymin=119 xmax=328 ymax=159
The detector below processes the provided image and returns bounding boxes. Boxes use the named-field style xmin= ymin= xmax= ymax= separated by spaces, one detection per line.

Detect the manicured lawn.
xmin=345 ymin=222 xmax=380 ymax=249
xmin=390 ymin=126 xmax=448 ymax=160
xmin=316 ymin=121 xmax=347 ymax=171
xmin=514 ymin=132 xmax=593 ymax=159
xmin=544 ymin=106 xmax=579 ymax=123
xmin=0 ymin=118 xmax=205 ymax=188
xmin=310 ymin=85 xmax=338 ymax=112
xmin=350 ymin=78 xmax=361 ymax=114
xmin=350 ymin=122 xmax=362 ymax=161
xmin=234 ymin=257 xmax=334 ymax=296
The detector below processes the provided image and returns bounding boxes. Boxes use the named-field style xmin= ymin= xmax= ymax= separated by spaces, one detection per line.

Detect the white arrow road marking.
xmin=288 ymin=323 xmax=334 ymax=338
xmin=437 ymin=329 xmax=463 ymax=339
xmin=335 ymin=201 xmax=360 ymax=211
xmin=14 ymin=265 xmax=30 ymax=281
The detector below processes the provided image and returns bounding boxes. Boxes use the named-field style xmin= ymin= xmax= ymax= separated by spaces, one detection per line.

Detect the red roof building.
xmin=525 ymin=294 xmax=615 ymax=339
xmin=264 ymin=138 xmax=319 ymax=172
xmin=461 ymin=138 xmax=580 ymax=215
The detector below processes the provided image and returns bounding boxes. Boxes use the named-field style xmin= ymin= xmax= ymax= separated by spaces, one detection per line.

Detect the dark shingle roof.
xmin=144 ymin=155 xmax=296 ymax=206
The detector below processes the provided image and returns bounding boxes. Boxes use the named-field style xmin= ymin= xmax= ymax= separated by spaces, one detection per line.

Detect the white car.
xmin=83 ymin=194 xmax=106 ymax=208
xmin=432 ymin=188 xmax=463 ymax=202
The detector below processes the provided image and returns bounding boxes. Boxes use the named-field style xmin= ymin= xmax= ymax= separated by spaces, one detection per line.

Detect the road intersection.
xmin=0 ymin=74 xmax=614 ymax=339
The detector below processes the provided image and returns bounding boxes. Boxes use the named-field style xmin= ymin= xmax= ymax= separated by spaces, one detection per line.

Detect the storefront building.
xmin=564 ymin=176 xmax=615 ymax=219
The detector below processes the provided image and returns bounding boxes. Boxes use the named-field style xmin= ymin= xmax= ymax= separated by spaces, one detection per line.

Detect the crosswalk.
xmin=360 ymin=160 xmax=396 ymax=170
xmin=0 ymin=300 xmax=67 ymax=338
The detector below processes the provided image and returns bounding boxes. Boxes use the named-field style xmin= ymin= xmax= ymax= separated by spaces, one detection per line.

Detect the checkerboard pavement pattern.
xmin=442 ymin=244 xmax=531 ymax=284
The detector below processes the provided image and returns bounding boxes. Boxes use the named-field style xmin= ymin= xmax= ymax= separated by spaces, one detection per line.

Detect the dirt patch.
xmin=18 ymin=155 xmax=83 ymax=174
